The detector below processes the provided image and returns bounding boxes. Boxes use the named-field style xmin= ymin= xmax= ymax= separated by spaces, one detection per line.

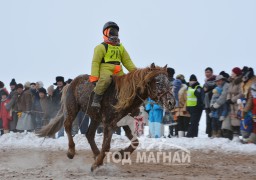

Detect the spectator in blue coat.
xmin=145 ymin=98 xmax=164 ymax=138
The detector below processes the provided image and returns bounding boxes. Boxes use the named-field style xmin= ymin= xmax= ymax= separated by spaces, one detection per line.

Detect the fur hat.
xmin=176 ymin=74 xmax=185 ymax=80
xmin=47 ymin=85 xmax=54 ymax=92
xmin=24 ymin=81 xmax=31 ymax=88
xmin=36 ymin=81 xmax=44 ymax=88
xmin=167 ymin=67 xmax=175 ymax=78
xmin=38 ymin=87 xmax=47 ymax=94
xmin=54 ymin=76 xmax=66 ymax=86
xmin=232 ymin=67 xmax=242 ymax=76
xmin=65 ymin=78 xmax=73 ymax=84
xmin=214 ymin=75 xmax=225 ymax=82
xmin=189 ymin=74 xmax=197 ymax=81
xmin=16 ymin=83 xmax=24 ymax=89
xmin=219 ymin=71 xmax=230 ymax=79
xmin=242 ymin=67 xmax=254 ymax=82
xmin=0 ymin=81 xmax=4 ymax=88
xmin=10 ymin=78 xmax=17 ymax=86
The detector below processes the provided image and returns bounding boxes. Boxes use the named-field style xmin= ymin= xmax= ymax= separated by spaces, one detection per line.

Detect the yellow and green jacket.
xmin=90 ymin=43 xmax=136 ymax=82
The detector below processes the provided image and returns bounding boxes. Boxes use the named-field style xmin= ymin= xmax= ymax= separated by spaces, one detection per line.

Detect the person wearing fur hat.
xmin=31 ymin=81 xmax=44 ymax=131
xmin=52 ymin=76 xmax=66 ymax=137
xmin=5 ymin=83 xmax=23 ymax=132
xmin=52 ymin=76 xmax=66 ymax=112
xmin=0 ymin=81 xmax=9 ymax=102
xmin=203 ymin=67 xmax=216 ymax=137
xmin=0 ymin=91 xmax=12 ymax=135
xmin=186 ymin=74 xmax=204 ymax=137
xmin=89 ymin=21 xmax=136 ymax=109
xmin=16 ymin=82 xmax=35 ymax=132
xmin=38 ymin=87 xmax=50 ymax=126
xmin=30 ymin=82 xmax=36 ymax=90
xmin=243 ymin=82 xmax=256 ymax=143
xmin=222 ymin=67 xmax=243 ymax=140
xmin=239 ymin=67 xmax=256 ymax=143
xmin=171 ymin=75 xmax=190 ymax=137
xmin=210 ymin=75 xmax=229 ymax=137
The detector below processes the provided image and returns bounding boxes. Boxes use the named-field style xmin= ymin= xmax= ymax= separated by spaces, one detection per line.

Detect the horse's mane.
xmin=113 ymin=65 xmax=167 ymax=111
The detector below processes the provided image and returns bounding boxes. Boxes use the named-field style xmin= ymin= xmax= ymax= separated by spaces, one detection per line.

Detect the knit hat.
xmin=176 ymin=74 xmax=185 ymax=80
xmin=10 ymin=79 xmax=17 ymax=86
xmin=1 ymin=90 xmax=8 ymax=96
xmin=232 ymin=67 xmax=242 ymax=76
xmin=36 ymin=81 xmax=44 ymax=88
xmin=214 ymin=75 xmax=225 ymax=82
xmin=38 ymin=87 xmax=47 ymax=94
xmin=24 ymin=81 xmax=31 ymax=88
xmin=16 ymin=83 xmax=24 ymax=89
xmin=189 ymin=74 xmax=197 ymax=81
xmin=0 ymin=81 xmax=4 ymax=88
xmin=167 ymin=67 xmax=175 ymax=78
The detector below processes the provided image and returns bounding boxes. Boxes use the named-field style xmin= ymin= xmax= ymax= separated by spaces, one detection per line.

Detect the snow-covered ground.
xmin=1 ymin=112 xmax=256 ymax=154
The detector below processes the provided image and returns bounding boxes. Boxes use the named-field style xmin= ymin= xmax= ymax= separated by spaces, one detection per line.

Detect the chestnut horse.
xmin=38 ymin=63 xmax=175 ymax=171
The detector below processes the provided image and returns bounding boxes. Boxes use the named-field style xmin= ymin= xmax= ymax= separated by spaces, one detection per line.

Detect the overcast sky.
xmin=0 ymin=0 xmax=255 ymax=90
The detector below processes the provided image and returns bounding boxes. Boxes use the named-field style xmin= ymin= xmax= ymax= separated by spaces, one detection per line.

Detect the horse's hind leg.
xmin=86 ymin=119 xmax=100 ymax=159
xmin=64 ymin=111 xmax=78 ymax=159
xmin=117 ymin=125 xmax=139 ymax=159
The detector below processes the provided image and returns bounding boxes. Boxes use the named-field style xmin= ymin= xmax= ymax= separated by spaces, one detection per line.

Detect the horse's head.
xmin=146 ymin=63 xmax=176 ymax=112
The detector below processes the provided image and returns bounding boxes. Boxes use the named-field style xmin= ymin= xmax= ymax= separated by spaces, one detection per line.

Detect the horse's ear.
xmin=163 ymin=64 xmax=167 ymax=69
xmin=150 ymin=63 xmax=156 ymax=69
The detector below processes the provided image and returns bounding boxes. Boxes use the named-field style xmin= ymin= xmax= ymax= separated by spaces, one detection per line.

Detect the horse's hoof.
xmin=91 ymin=164 xmax=98 ymax=172
xmin=67 ymin=152 xmax=74 ymax=159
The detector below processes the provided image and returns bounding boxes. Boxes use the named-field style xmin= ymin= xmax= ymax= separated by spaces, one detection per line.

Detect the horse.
xmin=37 ymin=63 xmax=176 ymax=171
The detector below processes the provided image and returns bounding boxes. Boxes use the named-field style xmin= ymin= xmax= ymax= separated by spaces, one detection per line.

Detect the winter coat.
xmin=187 ymin=82 xmax=205 ymax=110
xmin=226 ymin=76 xmax=242 ymax=120
xmin=0 ymin=98 xmax=12 ymax=129
xmin=172 ymin=84 xmax=190 ymax=118
xmin=203 ymin=75 xmax=216 ymax=109
xmin=210 ymin=86 xmax=229 ymax=119
xmin=90 ymin=43 xmax=136 ymax=81
xmin=5 ymin=91 xmax=18 ymax=111
xmin=40 ymin=97 xmax=50 ymax=121
xmin=145 ymin=98 xmax=163 ymax=123
xmin=8 ymin=89 xmax=16 ymax=100
xmin=212 ymin=81 xmax=229 ymax=109
xmin=31 ymin=89 xmax=42 ymax=112
xmin=173 ymin=79 xmax=182 ymax=106
xmin=20 ymin=88 xmax=33 ymax=112
xmin=241 ymin=76 xmax=256 ymax=112
xmin=52 ymin=87 xmax=64 ymax=111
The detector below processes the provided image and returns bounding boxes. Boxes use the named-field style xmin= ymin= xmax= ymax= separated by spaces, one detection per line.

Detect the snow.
xmin=1 ymin=112 xmax=256 ymax=154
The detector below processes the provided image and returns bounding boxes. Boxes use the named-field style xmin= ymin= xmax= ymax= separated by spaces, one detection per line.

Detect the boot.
xmin=216 ymin=130 xmax=222 ymax=138
xmin=178 ymin=131 xmax=185 ymax=137
xmin=211 ymin=131 xmax=217 ymax=138
xmin=4 ymin=130 xmax=10 ymax=134
xmin=91 ymin=93 xmax=103 ymax=108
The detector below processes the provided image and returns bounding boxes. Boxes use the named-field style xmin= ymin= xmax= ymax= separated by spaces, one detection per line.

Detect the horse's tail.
xmin=37 ymin=85 xmax=69 ymax=137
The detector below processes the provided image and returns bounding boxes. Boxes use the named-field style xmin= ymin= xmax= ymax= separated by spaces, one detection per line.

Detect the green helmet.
xmin=103 ymin=21 xmax=119 ymax=34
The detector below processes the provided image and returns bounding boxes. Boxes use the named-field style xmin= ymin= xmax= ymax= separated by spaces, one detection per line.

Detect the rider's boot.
xmin=91 ymin=93 xmax=103 ymax=108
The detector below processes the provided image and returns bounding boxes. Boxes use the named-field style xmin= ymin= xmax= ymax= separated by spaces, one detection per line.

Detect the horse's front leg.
xmin=91 ymin=125 xmax=112 ymax=172
xmin=116 ymin=125 xmax=139 ymax=159
xmin=85 ymin=119 xmax=100 ymax=159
